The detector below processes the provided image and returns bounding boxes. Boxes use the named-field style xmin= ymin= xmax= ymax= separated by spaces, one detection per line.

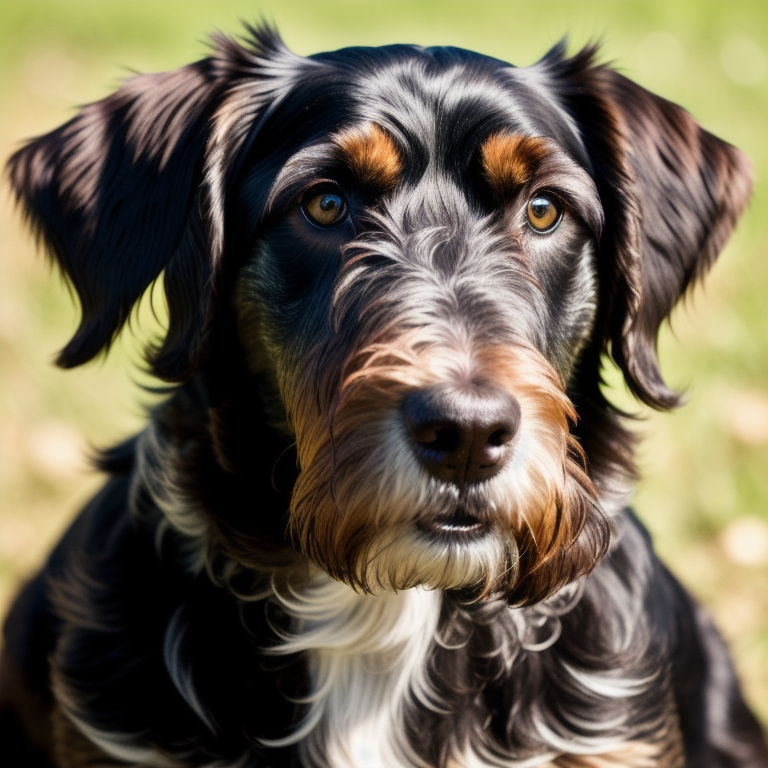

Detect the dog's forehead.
xmin=270 ymin=45 xmax=590 ymax=170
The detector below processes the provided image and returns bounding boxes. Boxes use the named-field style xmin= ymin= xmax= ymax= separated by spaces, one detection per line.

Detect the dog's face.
xmin=8 ymin=28 xmax=751 ymax=605
xmin=234 ymin=56 xmax=609 ymax=600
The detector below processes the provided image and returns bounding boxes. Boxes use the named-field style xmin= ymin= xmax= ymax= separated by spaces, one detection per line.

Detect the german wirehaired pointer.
xmin=1 ymin=24 xmax=766 ymax=768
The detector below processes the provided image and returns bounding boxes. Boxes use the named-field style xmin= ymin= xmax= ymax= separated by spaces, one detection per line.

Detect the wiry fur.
xmin=1 ymin=24 xmax=766 ymax=768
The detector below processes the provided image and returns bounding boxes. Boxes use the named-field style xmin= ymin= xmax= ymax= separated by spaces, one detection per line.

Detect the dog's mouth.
xmin=418 ymin=509 xmax=488 ymax=536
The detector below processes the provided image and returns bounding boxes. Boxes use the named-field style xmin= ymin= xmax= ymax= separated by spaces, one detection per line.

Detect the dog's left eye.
xmin=302 ymin=184 xmax=349 ymax=228
xmin=526 ymin=192 xmax=563 ymax=234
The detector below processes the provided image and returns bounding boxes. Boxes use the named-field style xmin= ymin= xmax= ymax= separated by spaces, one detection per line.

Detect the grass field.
xmin=1 ymin=0 xmax=766 ymax=726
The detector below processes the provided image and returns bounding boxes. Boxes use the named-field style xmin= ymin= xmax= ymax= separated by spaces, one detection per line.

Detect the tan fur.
xmin=481 ymin=132 xmax=552 ymax=199
xmin=445 ymin=741 xmax=667 ymax=768
xmin=51 ymin=707 xmax=115 ymax=768
xmin=287 ymin=327 xmax=605 ymax=600
xmin=552 ymin=743 xmax=660 ymax=768
xmin=334 ymin=123 xmax=403 ymax=190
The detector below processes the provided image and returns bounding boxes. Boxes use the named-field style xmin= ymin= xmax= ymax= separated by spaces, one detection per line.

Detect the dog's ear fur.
xmin=7 ymin=61 xmax=225 ymax=378
xmin=547 ymin=46 xmax=753 ymax=409
xmin=7 ymin=26 xmax=298 ymax=381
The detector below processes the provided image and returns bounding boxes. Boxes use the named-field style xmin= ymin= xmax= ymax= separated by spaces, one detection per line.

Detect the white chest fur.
xmin=264 ymin=569 xmax=443 ymax=768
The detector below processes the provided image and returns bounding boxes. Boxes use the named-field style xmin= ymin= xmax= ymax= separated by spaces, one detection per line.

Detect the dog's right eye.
xmin=301 ymin=184 xmax=349 ymax=228
xmin=526 ymin=192 xmax=563 ymax=234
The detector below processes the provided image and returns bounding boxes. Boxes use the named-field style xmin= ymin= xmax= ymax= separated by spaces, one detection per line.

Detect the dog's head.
xmin=8 ymin=27 xmax=751 ymax=604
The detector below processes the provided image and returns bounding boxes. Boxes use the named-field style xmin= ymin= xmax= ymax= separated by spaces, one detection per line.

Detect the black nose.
xmin=403 ymin=384 xmax=520 ymax=486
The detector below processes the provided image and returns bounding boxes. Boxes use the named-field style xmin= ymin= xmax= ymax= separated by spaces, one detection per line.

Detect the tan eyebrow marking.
xmin=334 ymin=123 xmax=403 ymax=189
xmin=481 ymin=133 xmax=552 ymax=199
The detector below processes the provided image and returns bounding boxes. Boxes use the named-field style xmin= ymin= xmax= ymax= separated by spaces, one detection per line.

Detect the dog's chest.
xmin=267 ymin=570 xmax=443 ymax=767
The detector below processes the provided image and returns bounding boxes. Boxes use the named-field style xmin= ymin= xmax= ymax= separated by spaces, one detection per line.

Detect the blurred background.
xmin=1 ymin=0 xmax=766 ymax=725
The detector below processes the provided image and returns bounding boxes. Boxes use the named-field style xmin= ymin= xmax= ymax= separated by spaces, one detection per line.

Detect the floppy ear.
xmin=7 ymin=25 xmax=300 ymax=381
xmin=7 ymin=60 xmax=228 ymax=379
xmin=549 ymin=47 xmax=753 ymax=409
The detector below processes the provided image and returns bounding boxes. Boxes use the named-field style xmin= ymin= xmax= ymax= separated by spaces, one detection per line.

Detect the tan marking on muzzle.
xmin=287 ymin=332 xmax=609 ymax=600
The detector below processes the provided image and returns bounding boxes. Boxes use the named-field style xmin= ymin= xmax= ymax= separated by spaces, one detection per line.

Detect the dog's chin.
xmin=328 ymin=508 xmax=513 ymax=597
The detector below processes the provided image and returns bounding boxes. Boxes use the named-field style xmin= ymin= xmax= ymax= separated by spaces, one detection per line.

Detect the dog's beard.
xmin=287 ymin=339 xmax=609 ymax=604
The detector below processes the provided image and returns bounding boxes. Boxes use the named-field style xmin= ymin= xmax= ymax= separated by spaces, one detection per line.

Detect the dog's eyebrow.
xmin=481 ymin=133 xmax=552 ymax=199
xmin=333 ymin=124 xmax=403 ymax=190
xmin=481 ymin=132 xmax=604 ymax=233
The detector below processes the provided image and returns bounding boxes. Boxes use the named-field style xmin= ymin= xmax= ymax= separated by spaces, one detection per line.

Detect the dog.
xmin=1 ymin=23 xmax=766 ymax=768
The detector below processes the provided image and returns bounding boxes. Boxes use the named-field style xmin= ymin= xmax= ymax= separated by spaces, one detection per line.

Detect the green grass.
xmin=1 ymin=0 xmax=767 ymax=726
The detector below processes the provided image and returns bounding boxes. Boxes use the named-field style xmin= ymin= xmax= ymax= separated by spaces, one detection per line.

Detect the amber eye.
xmin=526 ymin=192 xmax=563 ymax=234
xmin=301 ymin=184 xmax=349 ymax=228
